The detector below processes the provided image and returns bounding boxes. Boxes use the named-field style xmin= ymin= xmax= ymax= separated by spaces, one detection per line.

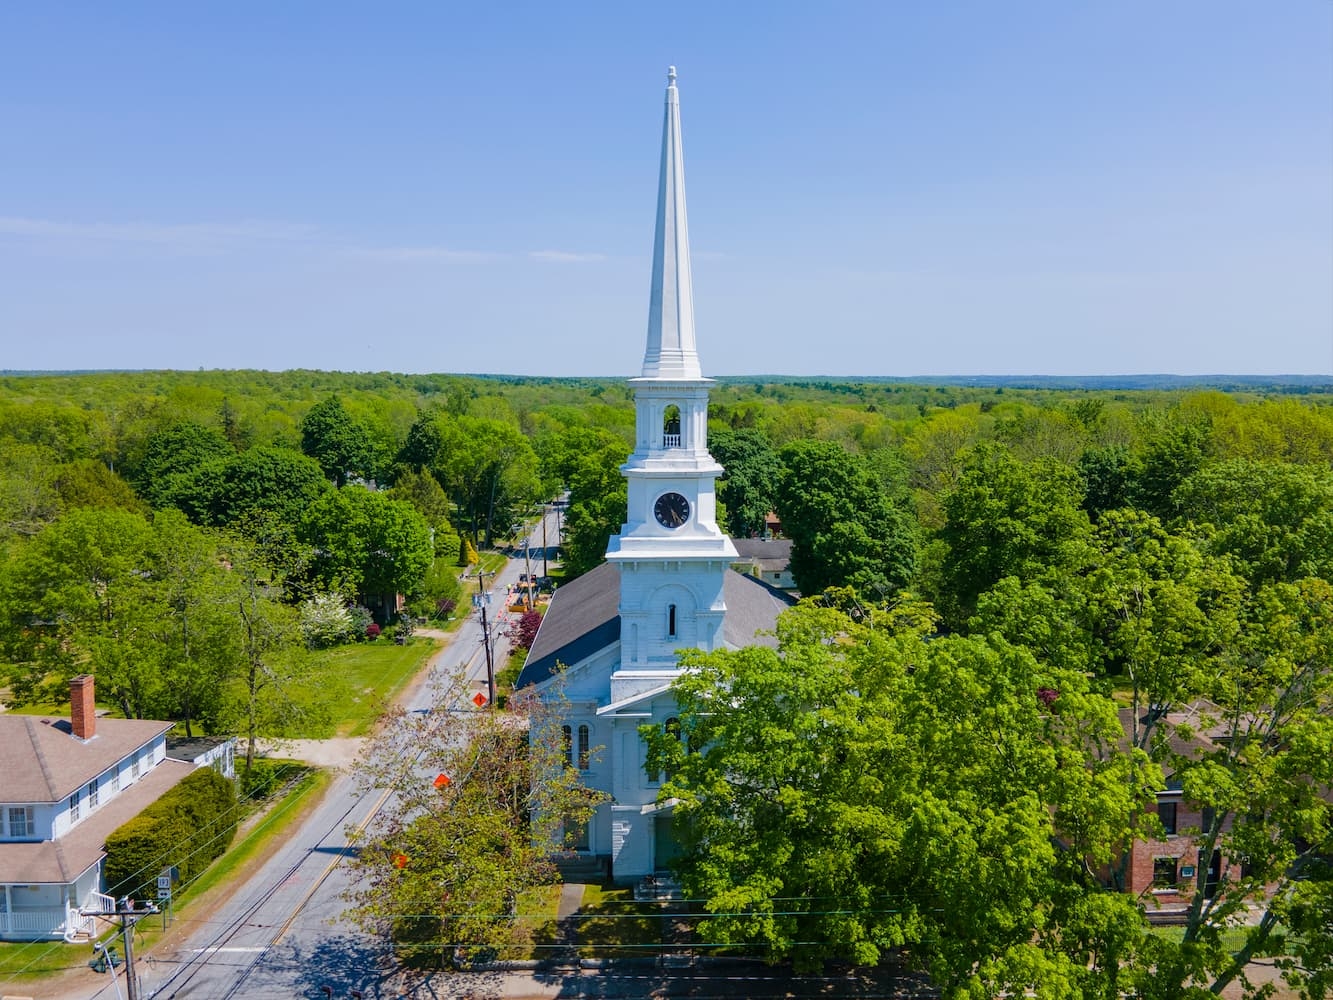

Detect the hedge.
xmin=103 ymin=768 xmax=238 ymax=901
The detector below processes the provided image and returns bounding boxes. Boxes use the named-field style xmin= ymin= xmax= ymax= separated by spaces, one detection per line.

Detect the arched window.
xmin=663 ymin=405 xmax=681 ymax=448
xmin=577 ymin=725 xmax=591 ymax=770
xmin=561 ymin=725 xmax=573 ymax=767
xmin=668 ymin=604 xmax=677 ymax=638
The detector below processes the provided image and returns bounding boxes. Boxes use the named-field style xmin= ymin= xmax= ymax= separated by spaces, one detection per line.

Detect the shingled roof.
xmin=0 ymin=714 xmax=174 ymax=804
xmin=0 ymin=758 xmax=193 ymax=884
xmin=515 ymin=564 xmax=795 ymax=689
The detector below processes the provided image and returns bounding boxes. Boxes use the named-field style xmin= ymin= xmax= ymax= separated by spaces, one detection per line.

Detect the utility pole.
xmin=541 ymin=505 xmax=549 ymax=577
xmin=474 ymin=570 xmax=495 ymax=708
xmin=523 ymin=535 xmax=533 ymax=610
xmin=100 ymin=897 xmax=155 ymax=1000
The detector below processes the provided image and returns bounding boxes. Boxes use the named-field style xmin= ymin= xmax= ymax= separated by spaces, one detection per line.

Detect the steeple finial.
xmin=640 ymin=65 xmax=703 ymax=380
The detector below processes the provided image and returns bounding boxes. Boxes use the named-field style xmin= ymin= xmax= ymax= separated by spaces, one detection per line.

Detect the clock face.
xmin=654 ymin=491 xmax=691 ymax=529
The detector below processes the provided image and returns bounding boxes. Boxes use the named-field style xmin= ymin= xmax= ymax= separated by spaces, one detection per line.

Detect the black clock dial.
xmin=654 ymin=492 xmax=690 ymax=529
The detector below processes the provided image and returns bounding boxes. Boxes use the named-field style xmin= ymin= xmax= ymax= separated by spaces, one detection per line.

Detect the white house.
xmin=516 ymin=68 xmax=795 ymax=883
xmin=0 ymin=675 xmax=195 ymax=941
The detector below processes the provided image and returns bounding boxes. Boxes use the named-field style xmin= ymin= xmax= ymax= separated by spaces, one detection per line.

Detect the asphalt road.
xmin=56 ymin=513 xmax=560 ymax=1000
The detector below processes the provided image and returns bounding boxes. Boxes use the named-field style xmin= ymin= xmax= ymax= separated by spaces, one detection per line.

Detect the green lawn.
xmin=318 ymin=637 xmax=443 ymax=737
xmin=572 ymin=884 xmax=672 ymax=957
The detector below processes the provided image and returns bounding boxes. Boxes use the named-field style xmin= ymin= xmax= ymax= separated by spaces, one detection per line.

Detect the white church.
xmin=515 ymin=68 xmax=794 ymax=882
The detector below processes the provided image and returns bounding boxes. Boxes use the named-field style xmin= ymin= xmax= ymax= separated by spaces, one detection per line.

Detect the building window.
xmin=578 ymin=725 xmax=591 ymax=770
xmin=88 ymin=779 xmax=99 ymax=808
xmin=1153 ymin=856 xmax=1179 ymax=887
xmin=8 ymin=806 xmax=33 ymax=838
xmin=562 ymin=725 xmax=573 ymax=767
xmin=1158 ymin=800 xmax=1178 ymax=836
xmin=69 ymin=790 xmax=81 ymax=822
xmin=131 ymin=753 xmax=141 ymax=781
xmin=1201 ymin=806 xmax=1216 ymax=834
xmin=668 ymin=604 xmax=677 ymax=638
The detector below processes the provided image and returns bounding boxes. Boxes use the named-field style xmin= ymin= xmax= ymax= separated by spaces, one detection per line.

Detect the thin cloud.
xmin=348 ymin=245 xmax=502 ymax=262
xmin=0 ymin=215 xmax=319 ymax=249
xmin=528 ymin=250 xmax=607 ymax=263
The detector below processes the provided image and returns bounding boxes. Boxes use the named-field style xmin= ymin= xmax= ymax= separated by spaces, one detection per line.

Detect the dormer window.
xmin=663 ymin=406 xmax=681 ymax=448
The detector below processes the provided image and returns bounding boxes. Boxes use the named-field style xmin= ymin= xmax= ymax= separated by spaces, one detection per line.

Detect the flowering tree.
xmin=343 ymin=672 xmax=603 ymax=965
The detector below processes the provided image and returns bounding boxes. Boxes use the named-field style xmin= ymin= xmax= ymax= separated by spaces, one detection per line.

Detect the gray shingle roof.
xmin=515 ymin=564 xmax=795 ymax=690
xmin=0 ymin=715 xmax=174 ymax=804
xmin=0 ymin=759 xmax=193 ymax=884
xmin=730 ymin=537 xmax=792 ymax=571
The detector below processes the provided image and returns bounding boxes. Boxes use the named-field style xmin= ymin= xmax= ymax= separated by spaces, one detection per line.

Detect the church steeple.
xmin=608 ymin=66 xmax=735 ymax=678
xmin=640 ymin=66 xmax=703 ymax=381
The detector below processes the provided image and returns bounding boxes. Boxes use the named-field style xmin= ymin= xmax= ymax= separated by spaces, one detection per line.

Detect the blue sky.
xmin=1 ymin=2 xmax=1329 ymax=377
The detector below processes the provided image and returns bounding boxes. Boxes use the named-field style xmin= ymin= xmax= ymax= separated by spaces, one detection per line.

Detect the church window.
xmin=578 ymin=725 xmax=590 ymax=770
xmin=668 ymin=604 xmax=677 ymax=638
xmin=562 ymin=725 xmax=573 ymax=767
xmin=663 ymin=406 xmax=681 ymax=448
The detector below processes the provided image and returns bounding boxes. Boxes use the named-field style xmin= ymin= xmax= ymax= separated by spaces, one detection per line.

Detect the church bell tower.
xmin=606 ymin=67 xmax=738 ymax=674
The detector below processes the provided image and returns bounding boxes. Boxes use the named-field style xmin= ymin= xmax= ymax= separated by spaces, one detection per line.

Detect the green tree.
xmin=1174 ymin=458 xmax=1333 ymax=589
xmin=143 ymin=510 xmax=235 ymax=735
xmin=166 ymin=446 xmax=330 ymax=531
xmin=559 ymin=441 xmax=630 ymax=578
xmin=387 ymin=468 xmax=454 ymax=536
xmin=428 ymin=415 xmax=541 ymax=546
xmin=710 ymin=428 xmax=783 ymax=538
xmin=774 ymin=439 xmax=917 ymax=598
xmin=647 ymin=600 xmax=1151 ymax=992
xmin=131 ymin=421 xmax=234 ymax=507
xmin=0 ymin=442 xmax=61 ymax=544
xmin=344 ymin=677 xmax=603 ymax=964
xmin=51 ymin=459 xmax=145 ymax=515
xmin=0 ymin=507 xmax=160 ymax=713
xmin=215 ymin=534 xmax=309 ymax=774
xmin=1135 ymin=576 xmax=1333 ymax=998
xmin=299 ymin=486 xmax=434 ymax=604
xmin=300 ymin=395 xmax=379 ymax=487
xmin=937 ymin=444 xmax=1089 ymax=629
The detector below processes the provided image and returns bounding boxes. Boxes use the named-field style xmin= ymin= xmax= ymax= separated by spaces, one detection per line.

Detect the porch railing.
xmin=0 ymin=907 xmax=68 ymax=939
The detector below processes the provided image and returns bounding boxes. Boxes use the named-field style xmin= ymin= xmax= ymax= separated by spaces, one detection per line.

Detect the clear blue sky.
xmin=2 ymin=2 xmax=1330 ymax=377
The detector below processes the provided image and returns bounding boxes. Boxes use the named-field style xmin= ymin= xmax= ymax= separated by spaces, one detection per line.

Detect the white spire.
xmin=640 ymin=65 xmax=703 ymax=381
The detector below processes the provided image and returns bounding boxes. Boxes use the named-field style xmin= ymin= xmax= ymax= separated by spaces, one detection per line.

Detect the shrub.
xmin=507 ymin=609 xmax=543 ymax=651
xmin=103 ymin=768 xmax=238 ymax=899
xmin=241 ymin=758 xmax=292 ymax=800
xmin=300 ymin=592 xmax=357 ymax=648
xmin=366 ymin=622 xmax=381 ymax=640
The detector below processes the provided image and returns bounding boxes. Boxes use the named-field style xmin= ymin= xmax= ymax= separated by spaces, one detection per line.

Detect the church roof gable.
xmin=515 ymin=563 xmax=795 ymax=691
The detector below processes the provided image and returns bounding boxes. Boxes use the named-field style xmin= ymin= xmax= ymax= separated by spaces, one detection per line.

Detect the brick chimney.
xmin=70 ymin=674 xmax=96 ymax=740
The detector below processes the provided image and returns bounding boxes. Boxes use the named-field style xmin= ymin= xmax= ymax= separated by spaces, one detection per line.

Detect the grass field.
xmin=319 ymin=637 xmax=443 ymax=737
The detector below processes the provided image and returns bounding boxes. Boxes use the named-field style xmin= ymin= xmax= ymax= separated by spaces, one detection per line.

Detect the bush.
xmin=507 ymin=609 xmax=543 ymax=650
xmin=103 ymin=768 xmax=238 ymax=899
xmin=366 ymin=622 xmax=381 ymax=640
xmin=300 ymin=592 xmax=357 ymax=648
xmin=241 ymin=758 xmax=292 ymax=800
